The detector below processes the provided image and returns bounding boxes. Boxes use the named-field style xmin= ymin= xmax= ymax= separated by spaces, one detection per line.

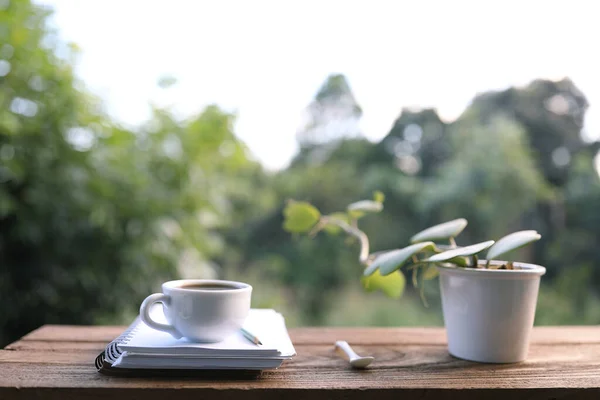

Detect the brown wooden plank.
xmin=0 ymin=353 xmax=599 ymax=390
xmin=293 ymin=326 xmax=600 ymax=345
xmin=3 ymin=326 xmax=600 ymax=399
xmin=18 ymin=325 xmax=600 ymax=346
xmin=1 ymin=387 xmax=598 ymax=400
xmin=3 ymin=343 xmax=600 ymax=367
xmin=20 ymin=325 xmax=126 ymax=343
xmin=5 ymin=340 xmax=106 ymax=351
xmin=0 ymin=349 xmax=101 ymax=364
xmin=1 ymin=344 xmax=600 ymax=382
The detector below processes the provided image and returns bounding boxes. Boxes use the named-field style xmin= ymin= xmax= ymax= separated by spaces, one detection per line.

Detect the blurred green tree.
xmin=418 ymin=115 xmax=552 ymax=243
xmin=246 ymin=77 xmax=600 ymax=326
xmin=374 ymin=108 xmax=451 ymax=177
xmin=0 ymin=0 xmax=259 ymax=346
xmin=2 ymin=0 xmax=600 ymax=338
xmin=294 ymin=74 xmax=363 ymax=166
xmin=470 ymin=79 xmax=588 ymax=187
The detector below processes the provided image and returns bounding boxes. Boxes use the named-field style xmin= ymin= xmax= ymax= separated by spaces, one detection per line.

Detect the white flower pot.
xmin=437 ymin=261 xmax=546 ymax=363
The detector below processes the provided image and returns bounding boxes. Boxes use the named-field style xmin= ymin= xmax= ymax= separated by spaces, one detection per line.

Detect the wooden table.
xmin=1 ymin=325 xmax=599 ymax=399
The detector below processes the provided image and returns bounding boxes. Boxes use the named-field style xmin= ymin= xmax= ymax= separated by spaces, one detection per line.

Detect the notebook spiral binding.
xmin=95 ymin=318 xmax=142 ymax=371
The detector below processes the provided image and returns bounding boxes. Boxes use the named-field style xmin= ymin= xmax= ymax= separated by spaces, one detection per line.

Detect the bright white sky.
xmin=37 ymin=0 xmax=600 ymax=170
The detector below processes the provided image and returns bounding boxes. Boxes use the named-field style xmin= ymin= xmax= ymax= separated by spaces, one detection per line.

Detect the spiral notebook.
xmin=95 ymin=307 xmax=295 ymax=374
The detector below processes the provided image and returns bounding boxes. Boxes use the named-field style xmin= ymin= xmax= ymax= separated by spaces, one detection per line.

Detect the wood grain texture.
xmin=20 ymin=325 xmax=600 ymax=345
xmin=2 ymin=326 xmax=600 ymax=400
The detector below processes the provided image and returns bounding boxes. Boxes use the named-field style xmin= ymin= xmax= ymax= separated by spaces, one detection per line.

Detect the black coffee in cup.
xmin=179 ymin=283 xmax=237 ymax=291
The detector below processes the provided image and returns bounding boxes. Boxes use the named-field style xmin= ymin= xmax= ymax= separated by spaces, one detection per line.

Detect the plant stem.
xmin=412 ymin=267 xmax=418 ymax=287
xmin=419 ymin=279 xmax=429 ymax=308
xmin=320 ymin=216 xmax=370 ymax=266
xmin=449 ymin=237 xmax=457 ymax=248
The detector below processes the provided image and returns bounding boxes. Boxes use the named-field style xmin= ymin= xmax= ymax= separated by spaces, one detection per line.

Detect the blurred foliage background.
xmin=1 ymin=0 xmax=600 ymax=346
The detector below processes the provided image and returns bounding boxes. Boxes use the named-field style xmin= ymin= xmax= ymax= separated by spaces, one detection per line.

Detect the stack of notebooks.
xmin=95 ymin=306 xmax=295 ymax=374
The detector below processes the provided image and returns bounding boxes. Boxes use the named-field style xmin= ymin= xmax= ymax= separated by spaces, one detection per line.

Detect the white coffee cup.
xmin=139 ymin=279 xmax=252 ymax=342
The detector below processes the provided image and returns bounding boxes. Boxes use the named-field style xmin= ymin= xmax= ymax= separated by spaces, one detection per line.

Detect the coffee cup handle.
xmin=139 ymin=293 xmax=183 ymax=339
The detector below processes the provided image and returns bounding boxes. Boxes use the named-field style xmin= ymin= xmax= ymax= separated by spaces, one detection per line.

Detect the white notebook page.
xmin=119 ymin=307 xmax=296 ymax=358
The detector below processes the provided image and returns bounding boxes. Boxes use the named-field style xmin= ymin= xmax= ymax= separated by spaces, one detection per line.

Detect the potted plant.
xmin=283 ymin=192 xmax=545 ymax=363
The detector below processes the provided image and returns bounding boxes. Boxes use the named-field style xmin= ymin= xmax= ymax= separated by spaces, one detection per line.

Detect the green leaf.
xmin=423 ymin=265 xmax=440 ymax=280
xmin=410 ymin=218 xmax=468 ymax=243
xmin=348 ymin=209 xmax=365 ymax=219
xmin=425 ymin=240 xmax=495 ymax=263
xmin=364 ymin=242 xmax=436 ymax=276
xmin=373 ymin=190 xmax=385 ymax=204
xmin=486 ymin=230 xmax=541 ymax=260
xmin=361 ymin=269 xmax=406 ymax=298
xmin=347 ymin=200 xmax=383 ymax=213
xmin=446 ymin=257 xmax=469 ymax=267
xmin=282 ymin=201 xmax=321 ymax=233
xmin=322 ymin=212 xmax=349 ymax=235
